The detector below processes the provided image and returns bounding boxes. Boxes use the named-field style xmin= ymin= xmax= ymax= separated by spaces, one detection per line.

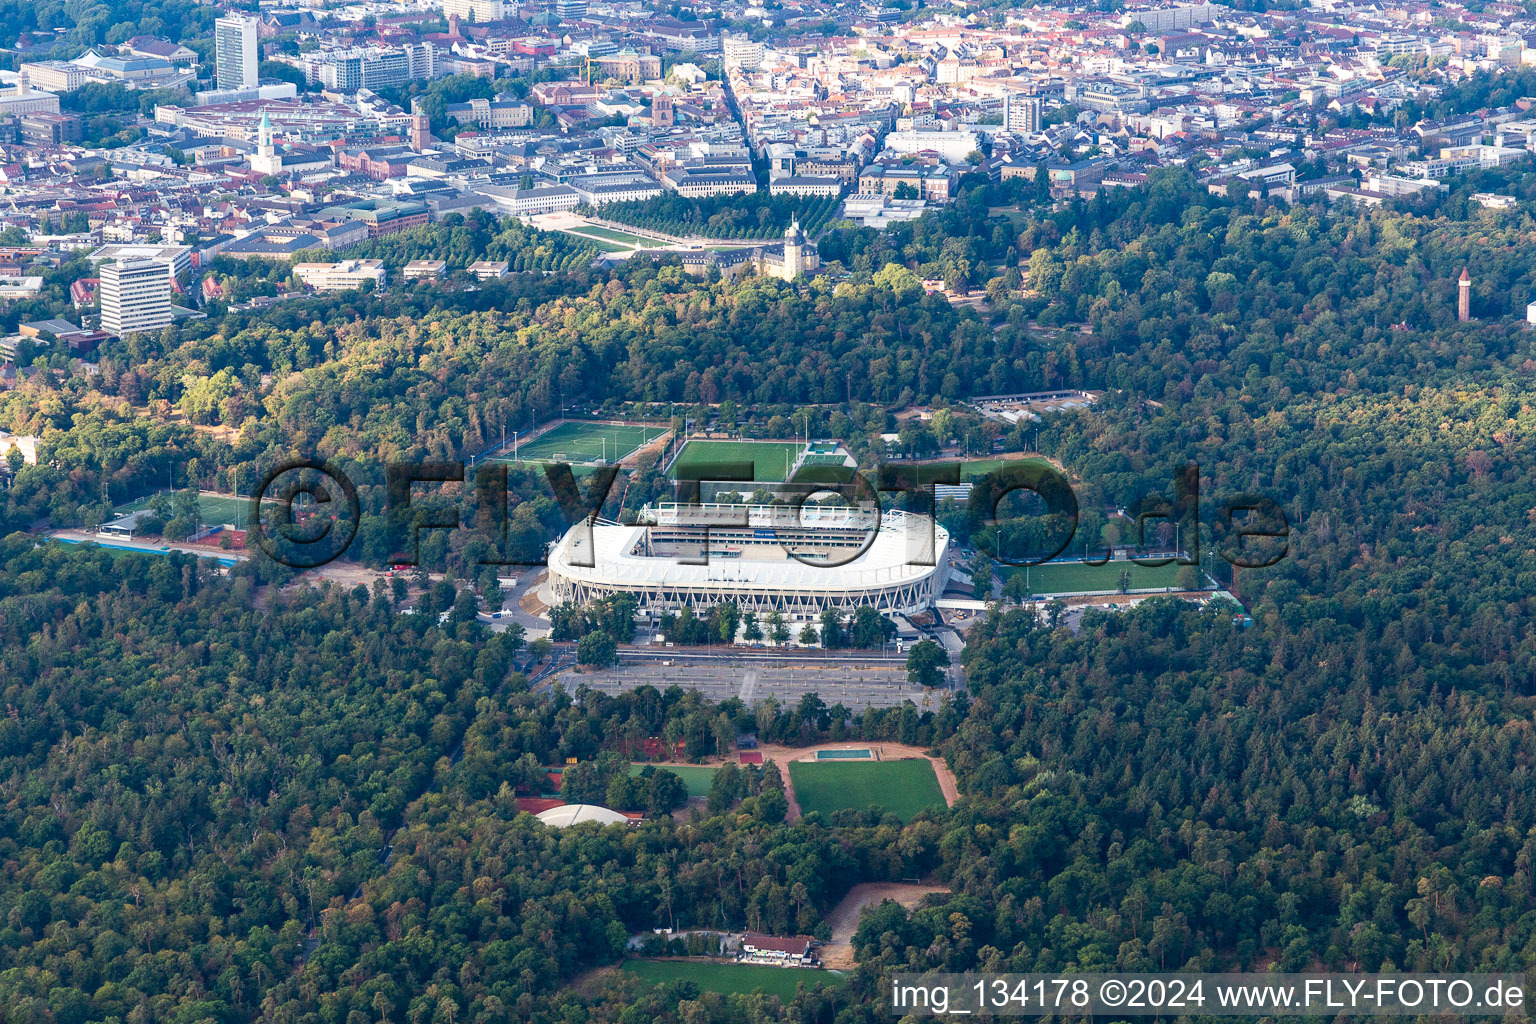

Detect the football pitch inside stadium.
xmin=667 ymin=440 xmax=806 ymax=483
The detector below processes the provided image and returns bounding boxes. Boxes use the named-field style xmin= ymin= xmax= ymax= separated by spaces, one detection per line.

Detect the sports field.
xmin=668 ymin=440 xmax=805 ymax=483
xmin=622 ymin=960 xmax=846 ymax=999
xmin=999 ymin=559 xmax=1190 ymax=595
xmin=959 ymin=456 xmax=1053 ymax=480
xmin=788 ymin=758 xmax=945 ymax=822
xmin=503 ymin=421 xmax=668 ymax=464
xmin=116 ymin=492 xmax=267 ymax=528
xmin=631 ymin=763 xmax=714 ymax=798
xmin=790 ymin=452 xmax=856 ymax=484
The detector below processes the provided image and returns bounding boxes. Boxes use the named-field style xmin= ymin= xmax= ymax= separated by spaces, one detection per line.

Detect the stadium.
xmin=548 ymin=501 xmax=951 ymax=619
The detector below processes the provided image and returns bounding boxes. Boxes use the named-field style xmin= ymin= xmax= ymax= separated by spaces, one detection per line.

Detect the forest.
xmin=5 ymin=94 xmax=1536 ymax=1023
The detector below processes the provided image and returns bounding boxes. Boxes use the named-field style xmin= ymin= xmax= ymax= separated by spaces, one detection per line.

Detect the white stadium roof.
xmin=548 ymin=504 xmax=948 ymax=592
xmin=534 ymin=804 xmax=631 ymax=828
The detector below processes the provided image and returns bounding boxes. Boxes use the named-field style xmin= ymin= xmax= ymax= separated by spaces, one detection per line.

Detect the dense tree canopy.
xmin=6 ymin=92 xmax=1536 ymax=1023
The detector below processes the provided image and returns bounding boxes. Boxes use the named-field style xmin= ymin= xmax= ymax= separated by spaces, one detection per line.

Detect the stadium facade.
xmin=548 ymin=502 xmax=950 ymax=618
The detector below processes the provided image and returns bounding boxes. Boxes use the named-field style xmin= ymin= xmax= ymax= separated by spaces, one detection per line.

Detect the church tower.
xmin=250 ymin=108 xmax=281 ymax=175
xmin=1458 ymin=266 xmax=1472 ymax=322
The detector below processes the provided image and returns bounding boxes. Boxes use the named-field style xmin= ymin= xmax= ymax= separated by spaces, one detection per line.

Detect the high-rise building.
xmin=215 ymin=15 xmax=260 ymax=91
xmin=100 ymin=260 xmax=172 ymax=338
xmin=721 ymin=34 xmax=764 ymax=69
xmin=554 ymin=0 xmax=587 ymax=19
xmin=442 ymin=0 xmax=504 ymax=22
xmin=1004 ymin=92 xmax=1042 ymax=134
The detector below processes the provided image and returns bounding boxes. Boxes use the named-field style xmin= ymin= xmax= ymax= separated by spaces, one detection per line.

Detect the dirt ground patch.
xmin=520 ymin=576 xmax=550 ymax=615
xmin=820 ymin=882 xmax=950 ymax=968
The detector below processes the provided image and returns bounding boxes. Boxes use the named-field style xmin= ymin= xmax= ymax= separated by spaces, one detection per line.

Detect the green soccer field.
xmin=999 ymin=559 xmax=1190 ymax=596
xmin=116 ymin=493 xmax=268 ymax=528
xmin=505 ymin=422 xmax=668 ymax=463
xmin=631 ymin=763 xmax=715 ymax=798
xmin=622 ymin=960 xmax=847 ymax=999
xmin=668 ymin=440 xmax=805 ymax=483
xmin=787 ymin=758 xmax=945 ymax=822
xmin=959 ymin=456 xmax=1053 ymax=480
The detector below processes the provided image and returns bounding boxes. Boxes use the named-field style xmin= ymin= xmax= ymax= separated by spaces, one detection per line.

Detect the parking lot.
xmin=557 ymin=658 xmax=942 ymax=710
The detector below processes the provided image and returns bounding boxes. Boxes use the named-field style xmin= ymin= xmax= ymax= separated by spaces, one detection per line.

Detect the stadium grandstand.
xmin=548 ymin=502 xmax=951 ymax=619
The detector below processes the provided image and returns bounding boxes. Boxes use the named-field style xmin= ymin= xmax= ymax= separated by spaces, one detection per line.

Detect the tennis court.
xmin=503 ymin=421 xmax=668 ymax=464
xmin=668 ymin=440 xmax=805 ymax=483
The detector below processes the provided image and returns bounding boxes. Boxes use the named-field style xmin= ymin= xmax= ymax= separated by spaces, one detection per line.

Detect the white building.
xmin=442 ymin=0 xmax=505 ymax=22
xmin=569 ymin=177 xmax=664 ymax=205
xmin=755 ymin=219 xmax=820 ymax=280
xmin=1121 ymin=3 xmax=1218 ymax=33
xmin=548 ymin=502 xmax=951 ymax=619
xmin=88 ymin=243 xmax=191 ymax=280
xmin=721 ymin=34 xmax=764 ymax=69
xmin=444 ymin=96 xmax=533 ymax=128
xmin=1003 ymin=93 xmax=1043 ymax=135
xmin=739 ymin=934 xmax=815 ymax=965
xmin=292 ymin=259 xmax=387 ymax=292
xmin=881 ymin=127 xmax=980 ymax=163
xmin=249 ymin=108 xmax=281 ymax=175
xmin=215 ymin=15 xmax=259 ymax=92
xmin=535 ymin=804 xmax=632 ymax=828
xmin=304 ymin=43 xmax=442 ymax=92
xmin=20 ymin=61 xmax=88 ymax=93
xmin=100 ymin=260 xmax=173 ymax=338
xmin=1527 ymin=300 xmax=1536 ymax=325
xmin=403 ymin=260 xmax=446 ymax=280
xmin=473 ymin=183 xmax=581 ymax=215
xmin=0 ymin=76 xmax=60 ymax=118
